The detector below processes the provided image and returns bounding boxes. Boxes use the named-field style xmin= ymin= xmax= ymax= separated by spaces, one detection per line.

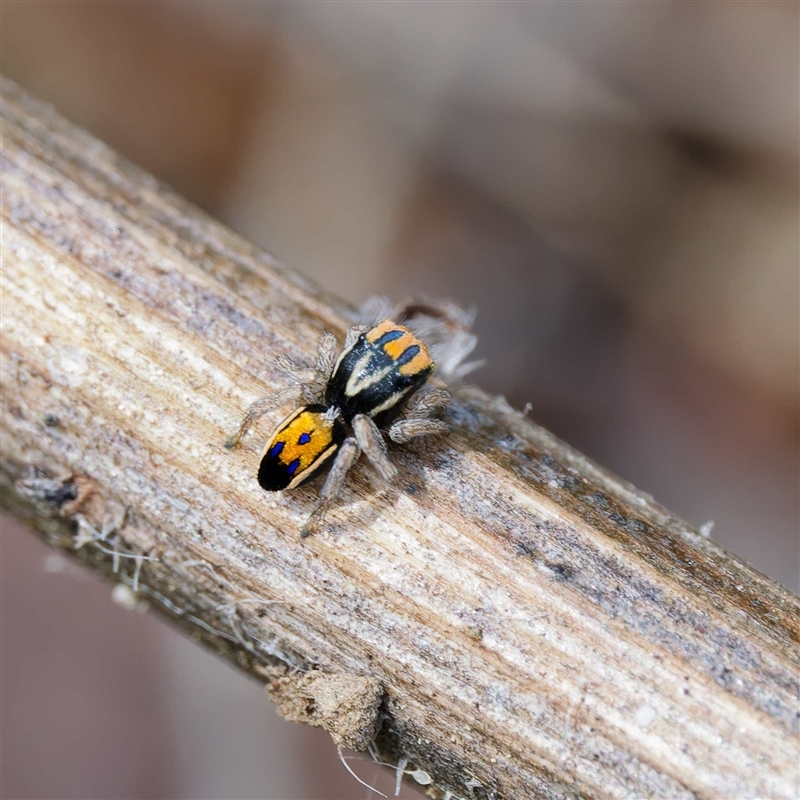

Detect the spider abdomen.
xmin=258 ymin=405 xmax=347 ymax=491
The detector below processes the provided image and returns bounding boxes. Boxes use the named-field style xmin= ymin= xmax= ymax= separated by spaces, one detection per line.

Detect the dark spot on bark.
xmin=44 ymin=414 xmax=59 ymax=427
xmin=548 ymin=562 xmax=574 ymax=582
xmin=513 ymin=541 xmax=536 ymax=558
xmin=589 ymin=491 xmax=608 ymax=506
xmin=560 ymin=475 xmax=583 ymax=492
xmin=496 ymin=434 xmax=525 ymax=452
xmin=44 ymin=481 xmax=78 ymax=508
xmin=715 ymin=666 xmax=734 ymax=688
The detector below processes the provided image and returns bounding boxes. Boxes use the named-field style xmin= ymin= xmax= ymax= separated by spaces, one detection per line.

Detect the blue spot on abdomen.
xmin=268 ymin=441 xmax=284 ymax=459
xmin=287 ymin=459 xmax=301 ymax=475
xmin=298 ymin=432 xmax=311 ymax=445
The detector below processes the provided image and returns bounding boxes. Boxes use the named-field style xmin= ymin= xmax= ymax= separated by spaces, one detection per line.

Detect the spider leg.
xmin=398 ymin=388 xmax=450 ymax=419
xmin=230 ymin=330 xmax=343 ymax=448
xmin=388 ymin=389 xmax=451 ymax=444
xmin=225 ymin=387 xmax=299 ymax=449
xmin=388 ymin=418 xmax=449 ymax=444
xmin=352 ymin=414 xmax=397 ymax=482
xmin=276 ymin=330 xmax=339 ymax=402
xmin=274 ymin=353 xmax=316 ymax=383
xmin=357 ymin=295 xmax=394 ymax=327
xmin=390 ymin=296 xmax=474 ymax=331
xmin=301 ymin=437 xmax=361 ymax=537
xmin=315 ymin=332 xmax=338 ymax=382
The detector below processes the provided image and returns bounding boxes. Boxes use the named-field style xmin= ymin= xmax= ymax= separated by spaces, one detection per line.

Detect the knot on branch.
xmin=261 ymin=666 xmax=384 ymax=751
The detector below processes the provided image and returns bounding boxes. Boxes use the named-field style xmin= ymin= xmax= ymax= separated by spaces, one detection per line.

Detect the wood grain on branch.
xmin=1 ymin=76 xmax=798 ymax=800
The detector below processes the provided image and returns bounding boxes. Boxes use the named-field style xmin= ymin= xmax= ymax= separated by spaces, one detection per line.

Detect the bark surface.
xmin=2 ymin=77 xmax=798 ymax=800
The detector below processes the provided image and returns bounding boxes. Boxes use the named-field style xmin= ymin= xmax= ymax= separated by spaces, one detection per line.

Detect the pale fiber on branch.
xmin=1 ymin=77 xmax=798 ymax=800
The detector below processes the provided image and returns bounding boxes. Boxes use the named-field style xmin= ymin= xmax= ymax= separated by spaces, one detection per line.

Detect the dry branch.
xmin=1 ymin=76 xmax=798 ymax=800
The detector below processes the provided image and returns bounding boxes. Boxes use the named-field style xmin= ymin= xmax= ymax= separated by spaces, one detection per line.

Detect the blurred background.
xmin=1 ymin=2 xmax=797 ymax=798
